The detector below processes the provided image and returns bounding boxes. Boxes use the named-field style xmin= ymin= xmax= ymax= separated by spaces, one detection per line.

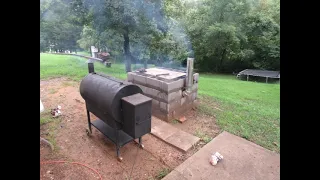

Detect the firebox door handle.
xmin=135 ymin=115 xmax=151 ymax=125
xmin=136 ymin=118 xmax=151 ymax=125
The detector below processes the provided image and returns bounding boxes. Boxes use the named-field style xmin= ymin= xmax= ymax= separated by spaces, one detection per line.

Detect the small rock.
xmin=46 ymin=171 xmax=51 ymax=174
xmin=177 ymin=116 xmax=187 ymax=123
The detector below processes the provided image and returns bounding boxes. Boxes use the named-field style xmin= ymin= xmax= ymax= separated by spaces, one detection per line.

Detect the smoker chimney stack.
xmin=186 ymin=57 xmax=194 ymax=92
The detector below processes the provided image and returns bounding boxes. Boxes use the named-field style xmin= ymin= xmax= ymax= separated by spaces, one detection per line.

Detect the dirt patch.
xmin=40 ymin=78 xmax=220 ymax=180
xmin=170 ymin=100 xmax=221 ymax=142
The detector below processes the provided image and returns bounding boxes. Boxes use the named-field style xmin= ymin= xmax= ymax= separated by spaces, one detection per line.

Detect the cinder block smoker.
xmin=79 ymin=62 xmax=152 ymax=161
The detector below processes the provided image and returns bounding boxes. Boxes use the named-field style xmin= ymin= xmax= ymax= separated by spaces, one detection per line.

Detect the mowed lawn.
xmin=198 ymin=74 xmax=280 ymax=152
xmin=40 ymin=53 xmax=128 ymax=80
xmin=40 ymin=53 xmax=280 ymax=152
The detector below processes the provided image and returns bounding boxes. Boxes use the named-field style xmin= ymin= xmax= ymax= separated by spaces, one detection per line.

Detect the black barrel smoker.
xmin=79 ymin=62 xmax=152 ymax=161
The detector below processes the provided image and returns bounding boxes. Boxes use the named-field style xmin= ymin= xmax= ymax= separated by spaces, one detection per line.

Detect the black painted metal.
xmin=80 ymin=69 xmax=152 ymax=160
xmin=80 ymin=73 xmax=143 ymax=129
xmin=91 ymin=119 xmax=133 ymax=147
xmin=121 ymin=93 xmax=152 ymax=139
xmin=88 ymin=62 xmax=94 ymax=73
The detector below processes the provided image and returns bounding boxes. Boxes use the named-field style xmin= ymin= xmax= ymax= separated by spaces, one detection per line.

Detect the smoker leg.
xmin=116 ymin=130 xmax=123 ymax=162
xmin=86 ymin=110 xmax=92 ymax=136
xmin=134 ymin=137 xmax=144 ymax=149
xmin=138 ymin=137 xmax=144 ymax=149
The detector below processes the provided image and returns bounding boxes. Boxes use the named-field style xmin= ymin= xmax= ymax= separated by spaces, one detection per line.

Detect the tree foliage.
xmin=40 ymin=0 xmax=280 ymax=73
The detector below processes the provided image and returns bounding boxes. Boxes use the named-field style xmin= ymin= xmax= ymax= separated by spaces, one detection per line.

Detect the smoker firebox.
xmin=79 ymin=61 xmax=152 ymax=161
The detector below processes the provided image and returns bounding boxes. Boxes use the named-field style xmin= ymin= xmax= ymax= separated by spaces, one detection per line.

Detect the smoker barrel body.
xmin=80 ymin=73 xmax=143 ymax=129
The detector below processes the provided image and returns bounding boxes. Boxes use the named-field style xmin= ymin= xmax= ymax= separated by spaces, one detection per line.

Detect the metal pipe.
xmin=186 ymin=57 xmax=194 ymax=92
xmin=88 ymin=61 xmax=94 ymax=73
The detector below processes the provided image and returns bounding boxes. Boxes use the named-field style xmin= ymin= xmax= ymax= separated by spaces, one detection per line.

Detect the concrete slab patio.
xmin=163 ymin=131 xmax=280 ymax=180
xmin=151 ymin=117 xmax=200 ymax=152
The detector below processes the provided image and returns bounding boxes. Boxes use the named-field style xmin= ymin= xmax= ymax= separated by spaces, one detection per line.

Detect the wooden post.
xmin=266 ymin=77 xmax=268 ymax=83
xmin=247 ymin=75 xmax=249 ymax=81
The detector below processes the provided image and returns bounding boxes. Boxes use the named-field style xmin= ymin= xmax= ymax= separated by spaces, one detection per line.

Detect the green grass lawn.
xmin=198 ymin=74 xmax=280 ymax=152
xmin=76 ymin=51 xmax=91 ymax=56
xmin=40 ymin=53 xmax=280 ymax=152
xmin=40 ymin=53 xmax=129 ymax=80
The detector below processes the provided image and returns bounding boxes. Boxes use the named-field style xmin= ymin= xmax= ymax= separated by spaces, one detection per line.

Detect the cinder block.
xmin=127 ymin=72 xmax=134 ymax=82
xmin=172 ymin=103 xmax=195 ymax=119
xmin=193 ymin=73 xmax=199 ymax=83
xmin=145 ymin=86 xmax=162 ymax=98
xmin=191 ymin=83 xmax=198 ymax=92
xmin=130 ymin=72 xmax=185 ymax=93
xmin=132 ymin=74 xmax=147 ymax=85
xmin=167 ymin=100 xmax=181 ymax=112
xmin=159 ymin=100 xmax=181 ymax=113
xmin=167 ymin=90 xmax=182 ymax=102
xmin=184 ymin=73 xmax=200 ymax=85
xmin=160 ymin=102 xmax=167 ymax=111
xmin=192 ymin=92 xmax=197 ymax=101
xmin=146 ymin=77 xmax=166 ymax=90
xmin=166 ymin=79 xmax=184 ymax=92
xmin=181 ymin=97 xmax=186 ymax=106
xmin=144 ymin=86 xmax=182 ymax=103
xmin=186 ymin=93 xmax=195 ymax=103
xmin=152 ymin=99 xmax=159 ymax=108
xmin=136 ymin=84 xmax=146 ymax=93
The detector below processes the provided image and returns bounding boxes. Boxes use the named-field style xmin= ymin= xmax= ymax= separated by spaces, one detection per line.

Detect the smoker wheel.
xmin=86 ymin=129 xmax=92 ymax=136
xmin=134 ymin=140 xmax=144 ymax=149
xmin=117 ymin=157 xmax=123 ymax=162
xmin=139 ymin=144 xmax=145 ymax=149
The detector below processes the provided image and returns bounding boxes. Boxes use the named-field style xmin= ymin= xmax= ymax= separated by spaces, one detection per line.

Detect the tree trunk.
xmin=219 ymin=48 xmax=226 ymax=72
xmin=123 ymin=26 xmax=131 ymax=72
xmin=144 ymin=59 xmax=147 ymax=69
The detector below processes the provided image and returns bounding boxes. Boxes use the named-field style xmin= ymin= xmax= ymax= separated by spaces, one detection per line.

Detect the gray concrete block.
xmin=152 ymin=99 xmax=160 ymax=108
xmin=167 ymin=100 xmax=181 ymax=112
xmin=181 ymin=97 xmax=186 ymax=106
xmin=132 ymin=74 xmax=147 ymax=85
xmin=160 ymin=102 xmax=167 ymax=111
xmin=191 ymin=83 xmax=198 ymax=92
xmin=127 ymin=72 xmax=134 ymax=82
xmin=159 ymin=100 xmax=181 ymax=113
xmin=183 ymin=73 xmax=199 ymax=85
xmin=193 ymin=73 xmax=199 ymax=83
xmin=192 ymin=92 xmax=197 ymax=101
xmin=166 ymin=79 xmax=184 ymax=92
xmin=130 ymin=73 xmax=185 ymax=93
xmin=144 ymin=86 xmax=182 ymax=103
xmin=168 ymin=90 xmax=182 ymax=102
xmin=145 ymin=86 xmax=162 ymax=98
xmin=146 ymin=76 xmax=165 ymax=90
xmin=135 ymin=84 xmax=146 ymax=93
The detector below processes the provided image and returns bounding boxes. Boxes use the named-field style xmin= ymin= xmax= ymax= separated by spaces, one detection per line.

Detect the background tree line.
xmin=40 ymin=0 xmax=280 ymax=73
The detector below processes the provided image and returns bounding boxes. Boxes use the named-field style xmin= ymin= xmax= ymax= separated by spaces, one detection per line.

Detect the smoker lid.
xmin=139 ymin=68 xmax=186 ymax=80
xmin=121 ymin=93 xmax=152 ymax=106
